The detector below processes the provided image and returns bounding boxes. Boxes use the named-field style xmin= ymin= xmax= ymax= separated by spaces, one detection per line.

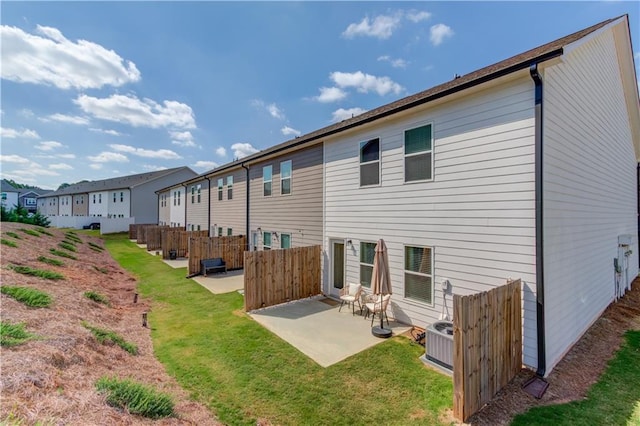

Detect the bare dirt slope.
xmin=0 ymin=223 xmax=219 ymax=425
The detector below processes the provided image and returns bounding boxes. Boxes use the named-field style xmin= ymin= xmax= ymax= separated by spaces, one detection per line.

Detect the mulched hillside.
xmin=0 ymin=223 xmax=219 ymax=425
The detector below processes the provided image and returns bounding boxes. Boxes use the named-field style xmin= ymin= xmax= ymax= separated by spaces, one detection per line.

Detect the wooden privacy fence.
xmin=453 ymin=279 xmax=522 ymax=422
xmin=161 ymin=230 xmax=208 ymax=259
xmin=136 ymin=224 xmax=163 ymax=245
xmin=145 ymin=225 xmax=170 ymax=251
xmin=188 ymin=235 xmax=246 ymax=274
xmin=244 ymin=245 xmax=321 ymax=311
xmin=128 ymin=223 xmax=154 ymax=240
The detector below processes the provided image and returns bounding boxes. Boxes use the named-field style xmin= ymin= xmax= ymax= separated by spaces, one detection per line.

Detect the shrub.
xmin=1 ymin=286 xmax=52 ymax=307
xmin=82 ymin=322 xmax=138 ymax=355
xmin=0 ymin=320 xmax=35 ymax=347
xmin=9 ymin=265 xmax=65 ymax=280
xmin=1 ymin=239 xmax=17 ymax=248
xmin=18 ymin=228 xmax=40 ymax=237
xmin=36 ymin=227 xmax=54 ymax=236
xmin=95 ymin=376 xmax=174 ymax=418
xmin=1 ymin=206 xmax=50 ymax=227
xmin=58 ymin=242 xmax=77 ymax=252
xmin=84 ymin=291 xmax=110 ymax=306
xmin=49 ymin=248 xmax=77 ymax=260
xmin=38 ymin=256 xmax=64 ymax=267
xmin=5 ymin=232 xmax=21 ymax=239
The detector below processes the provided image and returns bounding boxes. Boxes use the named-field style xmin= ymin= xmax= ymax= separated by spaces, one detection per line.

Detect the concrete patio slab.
xmin=191 ymin=270 xmax=244 ymax=294
xmin=162 ymin=258 xmax=189 ymax=269
xmin=250 ymin=298 xmax=411 ymax=367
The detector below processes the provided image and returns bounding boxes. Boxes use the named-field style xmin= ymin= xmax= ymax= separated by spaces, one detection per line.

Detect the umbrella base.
xmin=371 ymin=326 xmax=392 ymax=339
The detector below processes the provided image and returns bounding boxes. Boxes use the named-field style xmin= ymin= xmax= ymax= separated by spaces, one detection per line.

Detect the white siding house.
xmin=168 ymin=185 xmax=185 ymax=228
xmin=88 ymin=191 xmax=108 ymax=217
xmin=107 ymin=189 xmax=130 ymax=218
xmin=58 ymin=195 xmax=73 ymax=216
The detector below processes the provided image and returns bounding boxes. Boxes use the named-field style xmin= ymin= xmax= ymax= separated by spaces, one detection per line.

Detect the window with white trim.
xmin=404 ymin=245 xmax=433 ymax=304
xmin=113 ymin=192 xmax=117 ymax=203
xmin=263 ymin=165 xmax=272 ymax=196
xmin=93 ymin=194 xmax=96 ymax=204
xmin=218 ymin=178 xmax=224 ymax=201
xmin=197 ymin=184 xmax=201 ymax=203
xmin=280 ymin=233 xmax=291 ymax=249
xmin=227 ymin=228 xmax=232 ymax=236
xmin=404 ymin=124 xmax=433 ymax=182
xmin=98 ymin=194 xmax=102 ymax=204
xmin=359 ymin=138 xmax=380 ymax=186
xmin=359 ymin=242 xmax=376 ymax=288
xmin=177 ymin=190 xmax=181 ymax=206
xmin=227 ymin=176 xmax=233 ymax=200
xmin=191 ymin=186 xmax=195 ymax=203
xmin=120 ymin=192 xmax=124 ymax=202
xmin=263 ymin=231 xmax=271 ymax=250
xmin=280 ymin=160 xmax=291 ymax=195
xmin=217 ymin=227 xmax=223 ymax=237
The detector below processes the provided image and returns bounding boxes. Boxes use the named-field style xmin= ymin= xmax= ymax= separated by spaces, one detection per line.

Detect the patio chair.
xmin=339 ymin=283 xmax=363 ymax=315
xmin=364 ymin=294 xmax=391 ymax=326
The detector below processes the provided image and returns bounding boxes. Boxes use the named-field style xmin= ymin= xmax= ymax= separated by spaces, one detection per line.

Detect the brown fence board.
xmin=161 ymin=230 xmax=208 ymax=259
xmin=145 ymin=226 xmax=170 ymax=251
xmin=453 ymin=279 xmax=522 ymax=422
xmin=129 ymin=223 xmax=155 ymax=240
xmin=244 ymin=245 xmax=321 ymax=311
xmin=188 ymin=235 xmax=246 ymax=274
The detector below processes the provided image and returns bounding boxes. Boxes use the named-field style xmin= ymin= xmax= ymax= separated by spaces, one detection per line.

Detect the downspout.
xmin=206 ymin=177 xmax=211 ymax=236
xmin=241 ymin=163 xmax=250 ymax=251
xmin=183 ymin=185 xmax=187 ymax=230
xmin=530 ymin=63 xmax=546 ymax=377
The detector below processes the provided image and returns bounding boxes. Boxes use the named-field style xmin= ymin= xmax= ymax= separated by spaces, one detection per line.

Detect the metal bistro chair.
xmin=339 ymin=283 xmax=363 ymax=315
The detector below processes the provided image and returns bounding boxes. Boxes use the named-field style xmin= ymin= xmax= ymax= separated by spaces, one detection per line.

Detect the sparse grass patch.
xmin=49 ymin=248 xmax=77 ymax=260
xmin=58 ymin=242 xmax=77 ymax=252
xmin=1 ymin=238 xmax=18 ymax=248
xmin=1 ymin=286 xmax=52 ymax=307
xmin=38 ymin=256 xmax=64 ymax=267
xmin=95 ymin=376 xmax=174 ymax=418
xmin=36 ymin=227 xmax=54 ymax=236
xmin=0 ymin=320 xmax=36 ymax=347
xmin=18 ymin=228 xmax=41 ymax=237
xmin=64 ymin=232 xmax=83 ymax=243
xmin=82 ymin=322 xmax=137 ymax=355
xmin=93 ymin=265 xmax=109 ymax=274
xmin=84 ymin=291 xmax=110 ymax=306
xmin=5 ymin=231 xmax=21 ymax=239
xmin=9 ymin=265 xmax=65 ymax=280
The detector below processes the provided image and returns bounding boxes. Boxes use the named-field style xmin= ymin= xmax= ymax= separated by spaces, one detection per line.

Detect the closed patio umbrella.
xmin=370 ymin=239 xmax=392 ymax=338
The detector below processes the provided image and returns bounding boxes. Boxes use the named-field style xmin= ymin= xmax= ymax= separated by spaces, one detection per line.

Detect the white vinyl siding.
xmin=323 ymin=76 xmax=537 ymax=367
xmin=186 ymin=179 xmax=209 ymax=232
xmin=169 ymin=187 xmax=185 ymax=227
xmin=542 ymin=27 xmax=638 ymax=372
xmin=210 ymin=168 xmax=247 ymax=236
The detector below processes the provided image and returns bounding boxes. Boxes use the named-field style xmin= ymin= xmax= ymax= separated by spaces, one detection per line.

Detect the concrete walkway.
xmin=250 ymin=298 xmax=411 ymax=367
xmin=191 ymin=270 xmax=244 ymax=294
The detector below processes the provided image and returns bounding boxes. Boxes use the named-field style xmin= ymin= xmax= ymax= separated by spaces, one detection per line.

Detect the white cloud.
xmin=231 ymin=142 xmax=259 ymax=159
xmin=35 ymin=141 xmax=65 ymax=151
xmin=331 ymin=107 xmax=368 ymax=123
xmin=193 ymin=160 xmax=218 ymax=170
xmin=57 ymin=153 xmax=76 ymax=159
xmin=42 ymin=113 xmax=90 ymax=125
xmin=142 ymin=164 xmax=168 ymax=171
xmin=170 ymin=130 xmax=197 ymax=147
xmin=1 ymin=127 xmax=40 ymax=139
xmin=1 ymin=24 xmax=140 ymax=89
xmin=18 ymin=109 xmax=34 ymax=118
xmin=90 ymin=163 xmax=103 ymax=170
xmin=0 ymin=155 xmax=60 ymax=177
xmin=0 ymin=154 xmax=31 ymax=164
xmin=281 ymin=126 xmax=301 ymax=137
xmin=406 ymin=10 xmax=431 ymax=23
xmin=377 ymin=55 xmax=408 ymax=69
xmin=430 ymin=23 xmax=454 ymax=46
xmin=330 ymin=71 xmax=403 ymax=96
xmin=342 ymin=13 xmax=402 ymax=39
xmin=251 ymin=99 xmax=286 ymax=120
xmin=314 ymin=87 xmax=347 ymax=103
xmin=215 ymin=147 xmax=227 ymax=157
xmin=87 ymin=152 xmax=129 ymax=163
xmin=108 ymin=143 xmax=182 ymax=160
xmin=35 ymin=153 xmax=77 ymax=160
xmin=49 ymin=163 xmax=73 ymax=170
xmin=89 ymin=128 xmax=124 ymax=136
xmin=75 ymin=94 xmax=196 ymax=129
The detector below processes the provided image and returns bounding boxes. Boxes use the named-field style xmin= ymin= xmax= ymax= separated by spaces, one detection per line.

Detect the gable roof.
xmin=1 ymin=179 xmax=19 ymax=193
xmin=40 ymin=167 xmax=196 ymax=198
xmin=196 ymin=15 xmax=622 ymax=178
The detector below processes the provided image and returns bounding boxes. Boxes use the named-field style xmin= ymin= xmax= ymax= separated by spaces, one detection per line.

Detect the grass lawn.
xmin=512 ymin=330 xmax=640 ymax=426
xmin=102 ymin=232 xmax=453 ymax=425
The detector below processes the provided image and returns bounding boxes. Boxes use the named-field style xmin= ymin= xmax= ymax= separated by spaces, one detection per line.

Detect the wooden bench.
xmin=201 ymin=258 xmax=226 ymax=276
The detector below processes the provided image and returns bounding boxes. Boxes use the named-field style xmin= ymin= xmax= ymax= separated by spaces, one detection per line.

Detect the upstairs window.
xmin=280 ymin=160 xmax=292 ymax=195
xmin=404 ymin=124 xmax=433 ymax=182
xmin=404 ymin=246 xmax=433 ymax=304
xmin=359 ymin=242 xmax=376 ymax=288
xmin=227 ymin=176 xmax=233 ymax=200
xmin=93 ymin=194 xmax=96 ymax=204
xmin=120 ymin=192 xmax=124 ymax=202
xmin=360 ymin=138 xmax=380 ymax=186
xmin=218 ymin=178 xmax=224 ymax=201
xmin=177 ymin=190 xmax=181 ymax=206
xmin=191 ymin=186 xmax=195 ymax=203
xmin=113 ymin=192 xmax=117 ymax=203
xmin=263 ymin=165 xmax=272 ymax=196
xmin=98 ymin=194 xmax=102 ymax=204
xmin=173 ymin=192 xmax=176 ymax=206
xmin=197 ymin=184 xmax=201 ymax=203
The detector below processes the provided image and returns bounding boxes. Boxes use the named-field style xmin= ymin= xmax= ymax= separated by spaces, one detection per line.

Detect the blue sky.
xmin=1 ymin=1 xmax=638 ymax=190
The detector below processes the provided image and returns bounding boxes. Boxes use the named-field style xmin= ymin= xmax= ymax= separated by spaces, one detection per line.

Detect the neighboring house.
xmin=58 ymin=195 xmax=73 ymax=216
xmin=18 ymin=189 xmax=50 ymax=212
xmin=1 ymin=180 xmax=20 ymax=210
xmin=88 ymin=191 xmax=108 ymax=217
xmin=208 ymin=166 xmax=247 ymax=238
xmin=184 ymin=176 xmax=210 ymax=232
xmin=72 ymin=194 xmax=88 ymax=216
xmin=168 ymin=183 xmax=186 ymax=228
xmin=40 ymin=195 xmax=59 ymax=216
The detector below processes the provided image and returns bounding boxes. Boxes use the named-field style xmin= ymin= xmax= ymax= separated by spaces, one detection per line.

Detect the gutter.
xmin=241 ymin=163 xmax=250 ymax=251
xmin=530 ymin=63 xmax=546 ymax=377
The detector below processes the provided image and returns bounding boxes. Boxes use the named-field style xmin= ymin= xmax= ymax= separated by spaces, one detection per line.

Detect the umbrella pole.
xmin=372 ymin=292 xmax=392 ymax=338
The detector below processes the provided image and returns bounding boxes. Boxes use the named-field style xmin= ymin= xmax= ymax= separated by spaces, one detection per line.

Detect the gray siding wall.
xmin=186 ymin=178 xmax=210 ymax=231
xmin=72 ymin=194 xmax=88 ymax=216
xmin=131 ymin=168 xmax=197 ymax=224
xmin=210 ymin=167 xmax=246 ymax=236
xmin=249 ymin=143 xmax=323 ymax=249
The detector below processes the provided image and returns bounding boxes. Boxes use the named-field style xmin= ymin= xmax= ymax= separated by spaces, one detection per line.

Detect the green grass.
xmin=103 ymin=233 xmax=452 ymax=425
xmin=84 ymin=290 xmax=110 ymax=306
xmin=82 ymin=322 xmax=138 ymax=355
xmin=9 ymin=265 xmax=64 ymax=280
xmin=18 ymin=228 xmax=41 ymax=237
xmin=57 ymin=241 xmax=77 ymax=252
xmin=1 ymin=285 xmax=52 ymax=307
xmin=1 ymin=239 xmax=17 ymax=248
xmin=5 ymin=231 xmax=22 ymax=239
xmin=64 ymin=232 xmax=83 ymax=243
xmin=49 ymin=248 xmax=77 ymax=260
xmin=88 ymin=241 xmax=104 ymax=251
xmin=96 ymin=376 xmax=174 ymax=418
xmin=36 ymin=227 xmax=54 ymax=236
xmin=512 ymin=330 xmax=640 ymax=426
xmin=0 ymin=320 xmax=36 ymax=347
xmin=38 ymin=256 xmax=64 ymax=267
